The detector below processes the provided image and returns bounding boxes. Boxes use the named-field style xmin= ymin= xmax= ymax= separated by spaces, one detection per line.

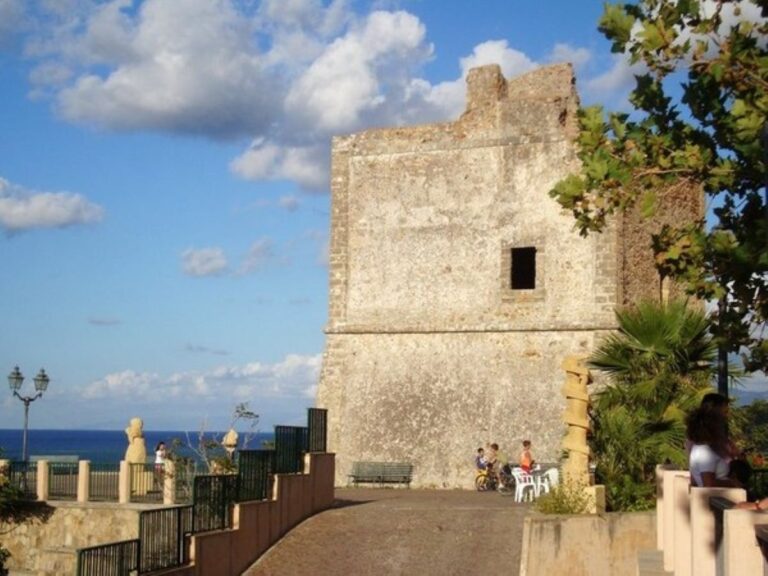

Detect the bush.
xmin=534 ymin=481 xmax=594 ymax=515
xmin=0 ymin=545 xmax=9 ymax=576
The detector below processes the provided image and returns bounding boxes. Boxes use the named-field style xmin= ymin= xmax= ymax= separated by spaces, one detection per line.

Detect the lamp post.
xmin=7 ymin=366 xmax=50 ymax=462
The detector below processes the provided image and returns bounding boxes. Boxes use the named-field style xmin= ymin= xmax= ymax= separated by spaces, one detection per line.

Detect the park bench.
xmin=348 ymin=461 xmax=413 ymax=487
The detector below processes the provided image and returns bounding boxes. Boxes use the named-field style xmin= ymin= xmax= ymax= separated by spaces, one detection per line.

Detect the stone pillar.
xmin=36 ymin=460 xmax=49 ymax=501
xmin=561 ymin=355 xmax=591 ymax=486
xmin=662 ymin=470 xmax=690 ymax=571
xmin=561 ymin=355 xmax=605 ymax=512
xmin=724 ymin=508 xmax=768 ymax=576
xmin=690 ymin=487 xmax=746 ymax=576
xmin=163 ymin=461 xmax=176 ymax=505
xmin=78 ymin=460 xmax=90 ymax=503
xmin=119 ymin=460 xmax=130 ymax=504
xmin=673 ymin=474 xmax=692 ymax=576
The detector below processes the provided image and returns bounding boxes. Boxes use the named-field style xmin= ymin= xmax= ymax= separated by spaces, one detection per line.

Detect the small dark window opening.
xmin=511 ymin=247 xmax=536 ymax=290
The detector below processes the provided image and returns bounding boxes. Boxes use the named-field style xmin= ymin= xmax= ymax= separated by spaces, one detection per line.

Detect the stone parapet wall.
xmin=519 ymin=511 xmax=656 ymax=576
xmin=1 ymin=502 xmax=143 ymax=575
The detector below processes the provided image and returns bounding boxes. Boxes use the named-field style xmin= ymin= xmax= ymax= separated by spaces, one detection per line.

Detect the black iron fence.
xmin=192 ymin=474 xmax=238 ymax=533
xmin=75 ymin=408 xmax=329 ymax=575
xmin=237 ymin=450 xmax=274 ymax=502
xmin=308 ymin=408 xmax=328 ymax=453
xmin=139 ymin=505 xmax=193 ymax=572
xmin=274 ymin=425 xmax=307 ymax=474
xmin=48 ymin=461 xmax=78 ymax=500
xmin=750 ymin=467 xmax=768 ymax=499
xmin=77 ymin=538 xmax=139 ymax=576
xmin=8 ymin=461 xmax=37 ymax=500
xmin=90 ymin=462 xmax=120 ymax=501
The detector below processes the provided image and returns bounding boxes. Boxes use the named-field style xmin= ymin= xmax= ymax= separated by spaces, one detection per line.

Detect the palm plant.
xmin=588 ymin=300 xmax=717 ymax=510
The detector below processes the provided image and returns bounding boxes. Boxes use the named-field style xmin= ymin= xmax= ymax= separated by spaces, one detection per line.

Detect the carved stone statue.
xmin=124 ymin=417 xmax=147 ymax=464
xmin=561 ymin=355 xmax=592 ymax=486
xmin=223 ymin=428 xmax=239 ymax=458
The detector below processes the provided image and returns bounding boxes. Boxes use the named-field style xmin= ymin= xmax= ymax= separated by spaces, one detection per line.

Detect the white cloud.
xmin=0 ymin=176 xmax=104 ymax=232
xmin=78 ymin=354 xmax=322 ymax=415
xmin=81 ymin=369 xmax=159 ymax=399
xmin=547 ymin=43 xmax=591 ymax=69
xmin=0 ymin=0 xmax=24 ymax=46
xmin=239 ymin=238 xmax=274 ymax=274
xmin=278 ymin=195 xmax=300 ymax=212
xmin=54 ymin=0 xmax=277 ymax=138
xmin=181 ymin=247 xmax=228 ymax=277
xmin=17 ymin=1 xmax=625 ymax=193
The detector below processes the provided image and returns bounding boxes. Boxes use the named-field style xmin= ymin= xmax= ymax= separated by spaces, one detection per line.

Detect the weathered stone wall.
xmin=318 ymin=63 xmax=627 ymax=488
xmin=1 ymin=502 xmax=142 ymax=575
xmin=519 ymin=511 xmax=657 ymax=576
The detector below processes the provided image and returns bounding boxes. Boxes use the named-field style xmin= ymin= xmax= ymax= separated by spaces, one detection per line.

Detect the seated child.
xmin=475 ymin=447 xmax=488 ymax=470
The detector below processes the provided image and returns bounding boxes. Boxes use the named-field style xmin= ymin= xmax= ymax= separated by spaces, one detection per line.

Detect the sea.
xmin=0 ymin=429 xmax=274 ymax=463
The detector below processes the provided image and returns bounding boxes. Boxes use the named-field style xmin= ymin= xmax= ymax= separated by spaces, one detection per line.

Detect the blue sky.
xmin=0 ymin=0 xmax=761 ymax=433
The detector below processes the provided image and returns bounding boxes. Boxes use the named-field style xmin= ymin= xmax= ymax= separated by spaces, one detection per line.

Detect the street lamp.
xmin=8 ymin=366 xmax=50 ymax=461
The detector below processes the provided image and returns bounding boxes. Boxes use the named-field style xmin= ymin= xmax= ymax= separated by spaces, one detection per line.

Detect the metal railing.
xmin=90 ymin=462 xmax=120 ymax=501
xmin=308 ymin=408 xmax=328 ymax=453
xmin=237 ymin=450 xmax=274 ymax=502
xmin=749 ymin=467 xmax=768 ymax=499
xmin=274 ymin=425 xmax=307 ymax=474
xmin=8 ymin=461 xmax=37 ymax=500
xmin=139 ymin=505 xmax=193 ymax=572
xmin=77 ymin=539 xmax=139 ymax=576
xmin=49 ymin=461 xmax=78 ymax=500
xmin=192 ymin=474 xmax=237 ymax=533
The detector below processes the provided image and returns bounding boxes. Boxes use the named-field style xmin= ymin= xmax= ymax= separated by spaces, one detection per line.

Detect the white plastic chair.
xmin=535 ymin=468 xmax=556 ymax=496
xmin=511 ymin=467 xmax=536 ymax=502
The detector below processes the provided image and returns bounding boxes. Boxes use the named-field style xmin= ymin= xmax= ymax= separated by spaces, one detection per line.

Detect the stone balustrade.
xmin=643 ymin=465 xmax=768 ymax=575
xmin=0 ymin=458 xmax=177 ymax=505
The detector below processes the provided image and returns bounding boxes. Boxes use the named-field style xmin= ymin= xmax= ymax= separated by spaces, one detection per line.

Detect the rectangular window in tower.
xmin=511 ymin=247 xmax=536 ymax=290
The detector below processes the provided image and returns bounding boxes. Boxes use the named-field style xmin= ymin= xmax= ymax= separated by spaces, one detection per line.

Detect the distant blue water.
xmin=0 ymin=429 xmax=274 ymax=463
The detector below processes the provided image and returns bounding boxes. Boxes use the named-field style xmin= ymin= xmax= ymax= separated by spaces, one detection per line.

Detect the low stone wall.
xmin=519 ymin=510 xmax=656 ymax=576
xmin=1 ymin=502 xmax=144 ymax=575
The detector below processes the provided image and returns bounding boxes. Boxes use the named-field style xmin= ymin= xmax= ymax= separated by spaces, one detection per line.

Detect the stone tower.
xmin=316 ymin=64 xmax=701 ymax=488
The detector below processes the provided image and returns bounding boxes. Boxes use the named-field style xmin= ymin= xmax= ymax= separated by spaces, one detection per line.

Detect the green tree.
xmin=588 ymin=300 xmax=717 ymax=510
xmin=732 ymin=399 xmax=768 ymax=454
xmin=550 ymin=0 xmax=768 ymax=373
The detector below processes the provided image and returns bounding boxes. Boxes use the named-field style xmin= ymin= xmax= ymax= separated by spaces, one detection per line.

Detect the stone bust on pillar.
xmin=124 ymin=417 xmax=147 ymax=464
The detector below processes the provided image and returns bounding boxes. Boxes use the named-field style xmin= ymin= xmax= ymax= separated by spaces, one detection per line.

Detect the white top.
xmin=689 ymin=443 xmax=729 ymax=487
xmin=155 ymin=449 xmax=166 ymax=465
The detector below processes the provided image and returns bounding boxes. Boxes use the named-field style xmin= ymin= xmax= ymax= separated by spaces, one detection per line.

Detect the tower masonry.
xmin=316 ymin=63 xmax=702 ymax=488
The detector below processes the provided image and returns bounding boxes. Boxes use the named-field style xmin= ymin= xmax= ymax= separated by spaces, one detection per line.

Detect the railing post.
xmin=724 ymin=508 xmax=768 ymax=575
xmin=119 ymin=460 xmax=130 ymax=504
xmin=662 ymin=470 xmax=689 ymax=572
xmin=36 ymin=459 xmax=49 ymax=501
xmin=673 ymin=473 xmax=692 ymax=576
xmin=78 ymin=460 xmax=90 ymax=503
xmin=691 ymin=487 xmax=745 ymax=576
xmin=163 ymin=461 xmax=176 ymax=505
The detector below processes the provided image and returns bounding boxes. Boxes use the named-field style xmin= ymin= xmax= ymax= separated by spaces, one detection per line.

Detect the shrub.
xmin=534 ymin=481 xmax=594 ymax=515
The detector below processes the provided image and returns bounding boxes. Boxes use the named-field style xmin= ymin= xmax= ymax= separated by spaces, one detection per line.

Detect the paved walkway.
xmin=244 ymin=487 xmax=530 ymax=576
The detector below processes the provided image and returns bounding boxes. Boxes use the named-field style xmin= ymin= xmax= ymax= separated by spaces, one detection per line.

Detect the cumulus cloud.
xmin=0 ymin=176 xmax=104 ymax=232
xmin=88 ymin=316 xmax=121 ymax=326
xmin=181 ymin=247 xmax=228 ymax=277
xmin=547 ymin=43 xmax=591 ymax=69
xmin=0 ymin=0 xmax=24 ymax=47
xmin=77 ymin=353 xmax=323 ymax=425
xmin=18 ymin=1 xmax=613 ymax=192
xmin=278 ymin=195 xmax=300 ymax=212
xmin=239 ymin=238 xmax=274 ymax=274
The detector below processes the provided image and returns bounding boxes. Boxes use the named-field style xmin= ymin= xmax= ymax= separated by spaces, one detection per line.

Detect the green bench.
xmin=348 ymin=461 xmax=413 ymax=487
